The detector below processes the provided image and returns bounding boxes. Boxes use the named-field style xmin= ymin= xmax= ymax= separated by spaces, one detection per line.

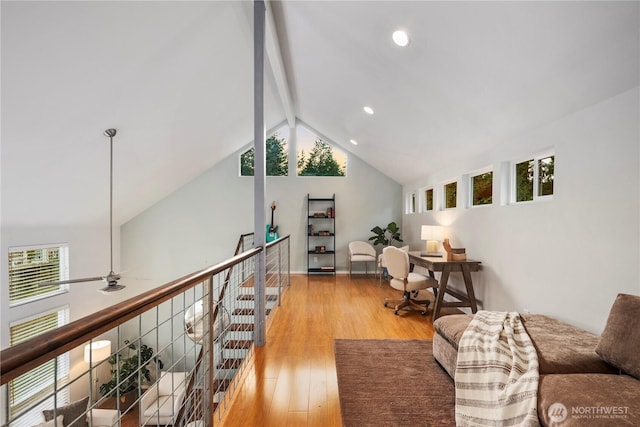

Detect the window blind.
xmin=8 ymin=245 xmax=68 ymax=305
xmin=8 ymin=307 xmax=70 ymax=425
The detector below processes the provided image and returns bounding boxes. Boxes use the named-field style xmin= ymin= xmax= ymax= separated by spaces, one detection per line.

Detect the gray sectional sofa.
xmin=432 ymin=293 xmax=640 ymax=426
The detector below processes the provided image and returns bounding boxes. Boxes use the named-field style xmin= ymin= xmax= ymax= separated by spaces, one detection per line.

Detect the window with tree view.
xmin=444 ymin=182 xmax=457 ymax=209
xmin=424 ymin=188 xmax=433 ymax=211
xmin=296 ymin=126 xmax=346 ymax=176
xmin=514 ymin=154 xmax=554 ymax=202
xmin=240 ymin=130 xmax=288 ymax=176
xmin=471 ymin=171 xmax=493 ymax=206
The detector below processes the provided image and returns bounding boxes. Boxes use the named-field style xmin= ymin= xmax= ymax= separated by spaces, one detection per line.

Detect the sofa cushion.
xmin=596 ymin=293 xmax=640 ymax=380
xmin=434 ymin=313 xmax=615 ymax=375
xmin=43 ymin=396 xmax=89 ymax=427
xmin=521 ymin=314 xmax=616 ymax=375
xmin=538 ymin=373 xmax=640 ymax=426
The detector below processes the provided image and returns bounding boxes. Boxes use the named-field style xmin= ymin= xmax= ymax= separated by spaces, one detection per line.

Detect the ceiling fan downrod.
xmin=104 ymin=128 xmax=117 ymax=279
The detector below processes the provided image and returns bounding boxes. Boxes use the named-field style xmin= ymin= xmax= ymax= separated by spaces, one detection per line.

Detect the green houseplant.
xmin=369 ymin=222 xmax=403 ymax=247
xmin=99 ymin=340 xmax=163 ymax=409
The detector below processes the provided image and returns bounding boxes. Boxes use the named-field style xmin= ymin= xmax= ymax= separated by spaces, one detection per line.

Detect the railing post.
xmin=277 ymin=243 xmax=282 ymax=307
xmin=205 ymin=276 xmax=215 ymax=426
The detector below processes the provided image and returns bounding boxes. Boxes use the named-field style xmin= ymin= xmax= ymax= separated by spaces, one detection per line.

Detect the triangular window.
xmin=296 ymin=126 xmax=346 ymax=177
xmin=240 ymin=126 xmax=289 ymax=176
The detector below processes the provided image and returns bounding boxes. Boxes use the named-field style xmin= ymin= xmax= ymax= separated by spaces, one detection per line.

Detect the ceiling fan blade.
xmin=39 ymin=276 xmax=106 ymax=287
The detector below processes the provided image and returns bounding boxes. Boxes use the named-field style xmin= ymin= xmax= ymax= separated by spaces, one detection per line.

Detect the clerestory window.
xmin=296 ymin=125 xmax=346 ymax=177
xmin=240 ymin=126 xmax=289 ymax=176
xmin=512 ymin=152 xmax=554 ymax=203
xmin=470 ymin=170 xmax=493 ymax=206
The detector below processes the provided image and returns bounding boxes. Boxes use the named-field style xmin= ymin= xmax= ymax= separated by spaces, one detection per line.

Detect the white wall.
xmin=0 ymin=225 xmax=119 ymax=400
xmin=402 ymin=88 xmax=640 ymax=333
xmin=120 ymin=144 xmax=402 ymax=287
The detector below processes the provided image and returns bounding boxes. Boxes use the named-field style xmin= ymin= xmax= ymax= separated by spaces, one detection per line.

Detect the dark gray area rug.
xmin=334 ymin=339 xmax=455 ymax=427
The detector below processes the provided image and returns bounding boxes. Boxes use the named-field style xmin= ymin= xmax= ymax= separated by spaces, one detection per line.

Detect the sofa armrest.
xmin=87 ymin=408 xmax=119 ymax=426
xmin=139 ymin=385 xmax=159 ymax=413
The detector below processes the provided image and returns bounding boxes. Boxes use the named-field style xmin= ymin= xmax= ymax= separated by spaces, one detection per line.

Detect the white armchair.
xmin=139 ymin=371 xmax=187 ymax=426
xmin=348 ymin=241 xmax=377 ymax=278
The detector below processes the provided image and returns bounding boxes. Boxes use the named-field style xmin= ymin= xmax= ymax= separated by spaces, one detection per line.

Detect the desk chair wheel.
xmin=420 ymin=310 xmax=427 ymax=315
xmin=384 ymin=302 xmax=389 ymax=308
xmin=394 ymin=309 xmax=399 ymax=315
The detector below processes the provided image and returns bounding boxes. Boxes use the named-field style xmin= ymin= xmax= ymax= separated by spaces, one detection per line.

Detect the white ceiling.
xmin=2 ymin=1 xmax=638 ymax=228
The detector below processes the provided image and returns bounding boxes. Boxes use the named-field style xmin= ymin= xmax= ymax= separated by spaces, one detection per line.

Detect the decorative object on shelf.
xmin=99 ymin=340 xmax=164 ymax=410
xmin=369 ymin=222 xmax=403 ymax=247
xmin=315 ymin=246 xmax=326 ymax=253
xmin=313 ymin=212 xmax=327 ymax=218
xmin=443 ymin=238 xmax=467 ymax=261
xmin=421 ymin=225 xmax=444 ymax=257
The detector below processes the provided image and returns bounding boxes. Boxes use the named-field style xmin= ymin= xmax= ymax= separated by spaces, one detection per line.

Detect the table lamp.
xmin=84 ymin=340 xmax=111 ymax=399
xmin=421 ymin=225 xmax=444 ymax=257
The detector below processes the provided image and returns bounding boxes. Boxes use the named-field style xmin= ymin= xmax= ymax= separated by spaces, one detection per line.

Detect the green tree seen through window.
xmin=515 ymin=155 xmax=554 ymax=202
xmin=445 ymin=182 xmax=457 ymax=208
xmin=240 ymin=134 xmax=288 ymax=176
xmin=297 ymin=140 xmax=345 ymax=176
xmin=472 ymin=172 xmax=493 ymax=206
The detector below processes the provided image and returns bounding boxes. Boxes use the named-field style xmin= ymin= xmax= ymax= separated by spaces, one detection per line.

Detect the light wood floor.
xmin=217 ymin=273 xmax=457 ymax=427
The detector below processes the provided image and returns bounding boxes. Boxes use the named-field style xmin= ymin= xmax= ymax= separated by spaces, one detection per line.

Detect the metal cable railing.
xmin=1 ymin=235 xmax=290 ymax=427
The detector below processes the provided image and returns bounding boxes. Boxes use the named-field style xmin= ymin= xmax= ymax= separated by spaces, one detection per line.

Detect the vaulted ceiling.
xmin=2 ymin=1 xmax=638 ymax=228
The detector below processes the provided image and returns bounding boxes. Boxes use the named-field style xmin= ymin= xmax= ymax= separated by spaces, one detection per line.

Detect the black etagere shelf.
xmin=307 ymin=194 xmax=336 ymax=274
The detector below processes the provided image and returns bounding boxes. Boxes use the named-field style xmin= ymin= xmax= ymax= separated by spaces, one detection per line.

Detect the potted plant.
xmin=369 ymin=222 xmax=403 ymax=247
xmin=99 ymin=340 xmax=163 ymax=410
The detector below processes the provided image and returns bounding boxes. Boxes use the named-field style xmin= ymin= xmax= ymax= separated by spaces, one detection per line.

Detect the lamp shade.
xmin=84 ymin=340 xmax=111 ymax=364
xmin=421 ymin=225 xmax=444 ymax=241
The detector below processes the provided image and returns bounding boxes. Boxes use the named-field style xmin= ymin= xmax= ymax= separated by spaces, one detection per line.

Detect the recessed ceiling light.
xmin=350 ymin=139 xmax=358 ymax=145
xmin=392 ymin=30 xmax=410 ymax=47
xmin=363 ymin=106 xmax=374 ymax=115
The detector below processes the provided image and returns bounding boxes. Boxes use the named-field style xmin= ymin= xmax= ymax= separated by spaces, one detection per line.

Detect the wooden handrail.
xmin=1 ymin=247 xmax=262 ymax=384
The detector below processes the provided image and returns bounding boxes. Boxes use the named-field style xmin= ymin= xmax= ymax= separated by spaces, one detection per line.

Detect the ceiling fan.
xmin=40 ymin=128 xmax=126 ymax=293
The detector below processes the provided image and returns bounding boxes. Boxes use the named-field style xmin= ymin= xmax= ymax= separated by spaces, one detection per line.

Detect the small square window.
xmin=538 ymin=155 xmax=554 ymax=197
xmin=406 ymin=192 xmax=417 ymax=214
xmin=424 ymin=188 xmax=434 ymax=211
xmin=471 ymin=171 xmax=493 ymax=206
xmin=512 ymin=153 xmax=554 ymax=203
xmin=444 ymin=182 xmax=457 ymax=209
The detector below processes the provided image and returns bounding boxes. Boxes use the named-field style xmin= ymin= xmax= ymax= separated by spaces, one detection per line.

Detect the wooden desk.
xmin=408 ymin=252 xmax=481 ymax=321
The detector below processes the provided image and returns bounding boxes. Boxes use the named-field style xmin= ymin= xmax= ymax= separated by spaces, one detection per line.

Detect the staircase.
xmin=176 ymin=233 xmax=288 ymax=421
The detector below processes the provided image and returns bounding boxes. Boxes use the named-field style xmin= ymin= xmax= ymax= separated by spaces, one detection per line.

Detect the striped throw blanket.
xmin=454 ymin=311 xmax=540 ymax=427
